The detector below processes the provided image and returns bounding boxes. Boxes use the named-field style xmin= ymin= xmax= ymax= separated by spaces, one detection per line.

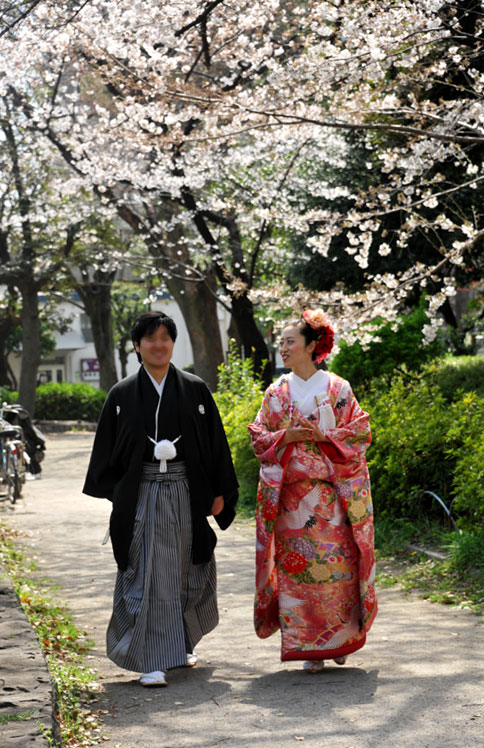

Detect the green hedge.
xmin=1 ymin=383 xmax=107 ymax=420
xmin=34 ymin=383 xmax=106 ymax=421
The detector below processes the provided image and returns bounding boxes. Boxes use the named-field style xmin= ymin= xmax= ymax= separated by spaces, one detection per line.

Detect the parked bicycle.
xmin=1 ymin=402 xmax=45 ymax=475
xmin=0 ymin=412 xmax=25 ymax=504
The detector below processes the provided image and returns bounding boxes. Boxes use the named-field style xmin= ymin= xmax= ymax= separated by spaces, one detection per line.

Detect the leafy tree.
xmin=111 ymin=282 xmax=148 ymax=379
xmin=0 ymin=96 xmax=83 ymax=413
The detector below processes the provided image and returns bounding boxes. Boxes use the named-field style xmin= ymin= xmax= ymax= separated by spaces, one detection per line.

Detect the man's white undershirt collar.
xmin=144 ymin=367 xmax=168 ymax=398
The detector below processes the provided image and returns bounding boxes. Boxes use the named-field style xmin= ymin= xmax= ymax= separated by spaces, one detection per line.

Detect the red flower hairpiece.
xmin=302 ymin=309 xmax=334 ymax=363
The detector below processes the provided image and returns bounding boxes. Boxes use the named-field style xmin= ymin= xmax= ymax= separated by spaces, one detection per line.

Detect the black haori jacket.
xmin=83 ymin=364 xmax=238 ymax=571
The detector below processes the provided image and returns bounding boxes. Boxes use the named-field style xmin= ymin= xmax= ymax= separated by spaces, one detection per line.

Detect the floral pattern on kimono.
xmin=248 ymin=372 xmax=377 ymax=661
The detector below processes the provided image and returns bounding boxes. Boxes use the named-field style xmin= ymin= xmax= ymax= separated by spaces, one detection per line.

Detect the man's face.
xmin=134 ymin=323 xmax=174 ymax=372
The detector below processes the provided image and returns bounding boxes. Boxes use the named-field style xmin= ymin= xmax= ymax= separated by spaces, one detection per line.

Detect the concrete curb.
xmin=0 ymin=565 xmax=60 ymax=747
xmin=405 ymin=543 xmax=447 ymax=561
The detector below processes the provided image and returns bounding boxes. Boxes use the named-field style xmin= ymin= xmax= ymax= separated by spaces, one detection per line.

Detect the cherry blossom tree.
xmin=0 ymin=97 xmax=85 ymax=413
xmin=1 ymin=0 xmax=482 ymax=359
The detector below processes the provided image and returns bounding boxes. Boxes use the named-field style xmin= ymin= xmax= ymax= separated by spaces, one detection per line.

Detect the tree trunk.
xmin=227 ymin=315 xmax=242 ymax=355
xmin=18 ymin=283 xmax=41 ymax=416
xmin=118 ymin=338 xmax=129 ymax=380
xmin=165 ymin=267 xmax=224 ymax=391
xmin=6 ymin=358 xmax=17 ymax=391
xmin=77 ymin=279 xmax=118 ymax=392
xmin=231 ymin=293 xmax=272 ymax=387
xmin=0 ymin=319 xmax=15 ymax=388
xmin=187 ymin=207 xmax=273 ymax=386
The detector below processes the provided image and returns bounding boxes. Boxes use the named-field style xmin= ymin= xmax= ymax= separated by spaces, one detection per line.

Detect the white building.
xmin=8 ymin=293 xmax=232 ymax=388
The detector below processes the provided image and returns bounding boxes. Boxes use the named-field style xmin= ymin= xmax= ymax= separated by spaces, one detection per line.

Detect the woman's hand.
xmin=297 ymin=415 xmax=328 ymax=442
xmin=280 ymin=416 xmax=328 ymax=447
xmin=211 ymin=495 xmax=224 ymax=516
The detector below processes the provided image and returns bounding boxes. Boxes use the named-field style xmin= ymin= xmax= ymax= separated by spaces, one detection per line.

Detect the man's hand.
xmin=211 ymin=495 xmax=224 ymax=516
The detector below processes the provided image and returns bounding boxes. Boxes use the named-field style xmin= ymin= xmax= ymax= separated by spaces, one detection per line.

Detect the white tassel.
xmin=148 ymin=436 xmax=181 ymax=472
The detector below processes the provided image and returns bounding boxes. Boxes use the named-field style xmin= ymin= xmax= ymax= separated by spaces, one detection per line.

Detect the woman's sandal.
xmin=303 ymin=660 xmax=325 ymax=673
xmin=333 ymin=656 xmax=348 ymax=665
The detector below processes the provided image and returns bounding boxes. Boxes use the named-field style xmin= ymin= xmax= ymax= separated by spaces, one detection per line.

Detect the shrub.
xmin=445 ymin=528 xmax=484 ymax=578
xmin=330 ymin=300 xmax=444 ymax=396
xmin=214 ymin=346 xmax=263 ymax=510
xmin=34 ymin=383 xmax=107 ymax=421
xmin=445 ymin=391 xmax=484 ymax=528
xmin=363 ymin=377 xmax=452 ymax=520
xmin=364 ymin=371 xmax=484 ymax=529
xmin=428 ymin=355 xmax=484 ymax=402
xmin=0 ymin=387 xmax=17 ymax=406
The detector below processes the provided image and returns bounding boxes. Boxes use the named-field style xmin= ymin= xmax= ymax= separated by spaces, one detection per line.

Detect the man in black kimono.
xmin=83 ymin=311 xmax=238 ymax=686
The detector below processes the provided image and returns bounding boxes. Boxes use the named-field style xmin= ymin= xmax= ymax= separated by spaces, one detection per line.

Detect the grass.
xmin=375 ymin=517 xmax=484 ymax=615
xmin=0 ymin=709 xmax=36 ymax=724
xmin=0 ymin=523 xmax=104 ymax=747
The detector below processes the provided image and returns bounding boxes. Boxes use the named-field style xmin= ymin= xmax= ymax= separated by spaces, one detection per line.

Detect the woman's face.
xmin=134 ymin=323 xmax=174 ymax=372
xmin=279 ymin=324 xmax=314 ymax=370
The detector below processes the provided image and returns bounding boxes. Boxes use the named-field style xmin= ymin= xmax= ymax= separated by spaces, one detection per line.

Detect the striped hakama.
xmin=106 ymin=461 xmax=218 ymax=673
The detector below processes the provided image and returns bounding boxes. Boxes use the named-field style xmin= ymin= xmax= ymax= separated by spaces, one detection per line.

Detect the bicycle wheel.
xmin=6 ymin=448 xmax=20 ymax=504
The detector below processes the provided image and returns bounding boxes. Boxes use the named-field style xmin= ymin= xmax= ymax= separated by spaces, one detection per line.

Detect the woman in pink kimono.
xmin=248 ymin=310 xmax=377 ymax=672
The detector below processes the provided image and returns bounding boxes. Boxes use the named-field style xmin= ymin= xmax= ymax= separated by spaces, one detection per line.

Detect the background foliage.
xmin=214 ymin=345 xmax=263 ymax=510
xmin=363 ymin=360 xmax=484 ymax=529
xmin=34 ymin=383 xmax=106 ymax=421
xmin=329 ymin=300 xmax=445 ymax=395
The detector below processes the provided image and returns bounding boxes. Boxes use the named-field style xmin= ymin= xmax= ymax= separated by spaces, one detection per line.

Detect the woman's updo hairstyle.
xmin=297 ymin=320 xmax=320 ymax=360
xmin=299 ymin=309 xmax=335 ymax=363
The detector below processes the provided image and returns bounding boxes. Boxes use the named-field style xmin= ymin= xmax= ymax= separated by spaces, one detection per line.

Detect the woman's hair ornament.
xmin=302 ymin=308 xmax=334 ymax=363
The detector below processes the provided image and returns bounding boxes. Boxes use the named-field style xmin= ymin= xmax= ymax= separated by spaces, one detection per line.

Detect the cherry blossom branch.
xmin=70 ymin=29 xmax=484 ymax=146
xmin=185 ymin=108 xmax=484 ymax=145
xmin=0 ymin=0 xmax=42 ymax=38
xmin=0 ymin=0 xmax=94 ymax=37
xmin=359 ymin=175 xmax=484 ymax=220
xmin=174 ymin=0 xmax=225 ymax=38
xmin=1 ymin=110 xmax=34 ymax=256
xmin=345 ymin=234 xmax=484 ymax=324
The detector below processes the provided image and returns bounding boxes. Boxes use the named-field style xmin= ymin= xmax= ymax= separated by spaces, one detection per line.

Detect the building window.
xmin=38 ymin=370 xmax=52 ymax=385
xmin=80 ymin=313 xmax=94 ymax=343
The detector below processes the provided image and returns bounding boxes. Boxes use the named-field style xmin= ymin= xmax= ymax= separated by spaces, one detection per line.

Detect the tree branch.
xmin=0 ymin=0 xmax=42 ymax=38
xmin=0 ymin=111 xmax=34 ymax=258
xmin=174 ymin=0 xmax=225 ymax=38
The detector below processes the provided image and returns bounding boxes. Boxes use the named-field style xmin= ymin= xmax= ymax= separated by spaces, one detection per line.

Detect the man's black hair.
xmin=131 ymin=312 xmax=178 ymax=363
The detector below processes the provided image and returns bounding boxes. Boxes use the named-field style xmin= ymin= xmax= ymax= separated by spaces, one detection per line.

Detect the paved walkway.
xmin=2 ymin=433 xmax=484 ymax=748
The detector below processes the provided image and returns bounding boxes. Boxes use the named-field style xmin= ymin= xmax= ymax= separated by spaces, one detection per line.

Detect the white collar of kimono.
xmin=288 ymin=370 xmax=330 ymax=418
xmin=144 ymin=366 xmax=168 ymax=397
xmin=288 ymin=369 xmax=329 ymax=397
xmin=144 ymin=366 xmax=181 ymax=470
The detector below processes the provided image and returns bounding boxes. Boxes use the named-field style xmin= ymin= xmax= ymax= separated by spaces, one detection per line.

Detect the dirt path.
xmin=3 ymin=432 xmax=483 ymax=748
